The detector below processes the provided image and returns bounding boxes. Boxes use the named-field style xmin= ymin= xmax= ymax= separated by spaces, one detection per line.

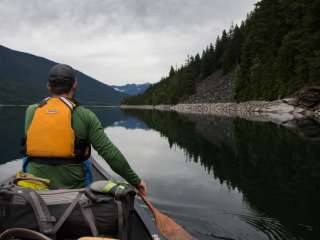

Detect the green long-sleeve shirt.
xmin=25 ymin=104 xmax=141 ymax=189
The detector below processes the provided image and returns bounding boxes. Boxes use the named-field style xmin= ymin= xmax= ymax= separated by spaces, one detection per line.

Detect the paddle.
xmin=139 ymin=194 xmax=195 ymax=240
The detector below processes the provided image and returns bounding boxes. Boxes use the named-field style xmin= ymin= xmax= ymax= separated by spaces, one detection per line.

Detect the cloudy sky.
xmin=0 ymin=0 xmax=257 ymax=85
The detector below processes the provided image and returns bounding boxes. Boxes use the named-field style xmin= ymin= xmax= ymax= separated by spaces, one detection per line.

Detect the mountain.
xmin=111 ymin=83 xmax=150 ymax=96
xmin=0 ymin=45 xmax=127 ymax=105
xmin=123 ymin=0 xmax=320 ymax=105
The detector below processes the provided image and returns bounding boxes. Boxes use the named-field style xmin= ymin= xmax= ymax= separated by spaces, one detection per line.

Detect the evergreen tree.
xmin=169 ymin=66 xmax=175 ymax=78
xmin=123 ymin=0 xmax=320 ymax=105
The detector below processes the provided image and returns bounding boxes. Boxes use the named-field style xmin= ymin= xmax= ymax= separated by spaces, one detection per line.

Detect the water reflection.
xmin=122 ymin=109 xmax=320 ymax=240
xmin=0 ymin=106 xmax=25 ymax=163
xmin=0 ymin=106 xmax=319 ymax=239
xmin=95 ymin=127 xmax=260 ymax=240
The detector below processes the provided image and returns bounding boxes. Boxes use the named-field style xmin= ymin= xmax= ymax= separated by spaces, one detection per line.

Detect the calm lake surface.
xmin=0 ymin=106 xmax=319 ymax=240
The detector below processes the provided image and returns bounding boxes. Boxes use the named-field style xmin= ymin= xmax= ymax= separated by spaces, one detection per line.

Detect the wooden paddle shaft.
xmin=139 ymin=194 xmax=158 ymax=216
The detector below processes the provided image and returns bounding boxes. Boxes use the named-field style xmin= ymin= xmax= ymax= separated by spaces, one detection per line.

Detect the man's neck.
xmin=52 ymin=94 xmax=73 ymax=99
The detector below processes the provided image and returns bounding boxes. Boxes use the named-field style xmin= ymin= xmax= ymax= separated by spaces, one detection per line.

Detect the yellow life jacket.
xmin=26 ymin=97 xmax=77 ymax=158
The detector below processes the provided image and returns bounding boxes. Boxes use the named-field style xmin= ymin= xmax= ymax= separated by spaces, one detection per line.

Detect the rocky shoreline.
xmin=121 ymin=98 xmax=320 ymax=126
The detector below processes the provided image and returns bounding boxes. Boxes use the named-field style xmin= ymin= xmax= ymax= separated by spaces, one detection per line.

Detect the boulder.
xmin=261 ymin=103 xmax=295 ymax=113
xmin=296 ymin=86 xmax=320 ymax=108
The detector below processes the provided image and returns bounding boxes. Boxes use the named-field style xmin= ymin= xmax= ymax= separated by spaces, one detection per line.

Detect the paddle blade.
xmin=140 ymin=194 xmax=195 ymax=240
xmin=153 ymin=209 xmax=194 ymax=240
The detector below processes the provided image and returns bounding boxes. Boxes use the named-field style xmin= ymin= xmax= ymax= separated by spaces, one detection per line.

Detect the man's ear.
xmin=71 ymin=80 xmax=78 ymax=92
xmin=69 ymin=80 xmax=78 ymax=98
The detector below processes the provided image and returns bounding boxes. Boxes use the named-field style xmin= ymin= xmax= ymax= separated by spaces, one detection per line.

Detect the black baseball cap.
xmin=48 ymin=64 xmax=76 ymax=94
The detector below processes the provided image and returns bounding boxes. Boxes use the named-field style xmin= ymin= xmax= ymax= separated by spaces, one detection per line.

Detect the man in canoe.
xmin=23 ymin=63 xmax=147 ymax=196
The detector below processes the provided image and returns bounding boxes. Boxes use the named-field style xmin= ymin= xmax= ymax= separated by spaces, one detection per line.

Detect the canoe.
xmin=0 ymin=157 xmax=165 ymax=240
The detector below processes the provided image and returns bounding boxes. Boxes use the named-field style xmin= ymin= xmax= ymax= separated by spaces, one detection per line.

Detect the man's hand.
xmin=136 ymin=180 xmax=148 ymax=197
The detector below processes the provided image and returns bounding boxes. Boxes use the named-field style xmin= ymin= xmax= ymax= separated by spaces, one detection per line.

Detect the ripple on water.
xmin=230 ymin=212 xmax=304 ymax=240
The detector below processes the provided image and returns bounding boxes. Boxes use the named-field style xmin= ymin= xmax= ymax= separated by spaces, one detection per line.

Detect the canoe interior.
xmin=0 ymin=157 xmax=164 ymax=240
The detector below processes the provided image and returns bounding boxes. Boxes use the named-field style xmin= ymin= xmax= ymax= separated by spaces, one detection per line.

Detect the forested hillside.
xmin=123 ymin=0 xmax=320 ymax=105
xmin=0 ymin=45 xmax=127 ymax=105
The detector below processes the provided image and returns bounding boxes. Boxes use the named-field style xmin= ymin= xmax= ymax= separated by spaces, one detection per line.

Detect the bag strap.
xmin=25 ymin=190 xmax=55 ymax=235
xmin=80 ymin=204 xmax=99 ymax=237
xmin=51 ymin=190 xmax=99 ymax=237
xmin=51 ymin=192 xmax=82 ymax=234
xmin=0 ymin=187 xmax=56 ymax=235
xmin=0 ymin=187 xmax=99 ymax=237
xmin=116 ymin=200 xmax=125 ymax=240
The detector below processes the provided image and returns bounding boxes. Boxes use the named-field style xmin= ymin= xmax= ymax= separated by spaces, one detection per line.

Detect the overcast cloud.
xmin=0 ymin=0 xmax=257 ymax=85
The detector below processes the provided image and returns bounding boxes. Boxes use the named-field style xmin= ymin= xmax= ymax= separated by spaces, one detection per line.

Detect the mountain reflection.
xmin=90 ymin=107 xmax=149 ymax=129
xmin=123 ymin=109 xmax=320 ymax=240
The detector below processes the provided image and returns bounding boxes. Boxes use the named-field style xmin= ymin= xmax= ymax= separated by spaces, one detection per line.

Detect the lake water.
xmin=0 ymin=106 xmax=319 ymax=240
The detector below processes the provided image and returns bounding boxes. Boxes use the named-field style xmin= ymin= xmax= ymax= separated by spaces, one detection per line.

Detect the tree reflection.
xmin=123 ymin=109 xmax=320 ymax=239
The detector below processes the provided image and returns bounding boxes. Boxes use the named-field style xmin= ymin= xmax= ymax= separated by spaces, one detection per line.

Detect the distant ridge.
xmin=111 ymin=83 xmax=150 ymax=96
xmin=0 ymin=45 xmax=127 ymax=105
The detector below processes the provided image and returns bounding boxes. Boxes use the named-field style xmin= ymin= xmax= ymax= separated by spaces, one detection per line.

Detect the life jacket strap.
xmin=28 ymin=157 xmax=84 ymax=165
xmin=59 ymin=96 xmax=77 ymax=110
xmin=38 ymin=97 xmax=78 ymax=110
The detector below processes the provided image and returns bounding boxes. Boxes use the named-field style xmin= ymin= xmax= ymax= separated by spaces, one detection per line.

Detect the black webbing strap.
xmin=116 ymin=200 xmax=125 ymax=240
xmin=28 ymin=157 xmax=84 ymax=165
